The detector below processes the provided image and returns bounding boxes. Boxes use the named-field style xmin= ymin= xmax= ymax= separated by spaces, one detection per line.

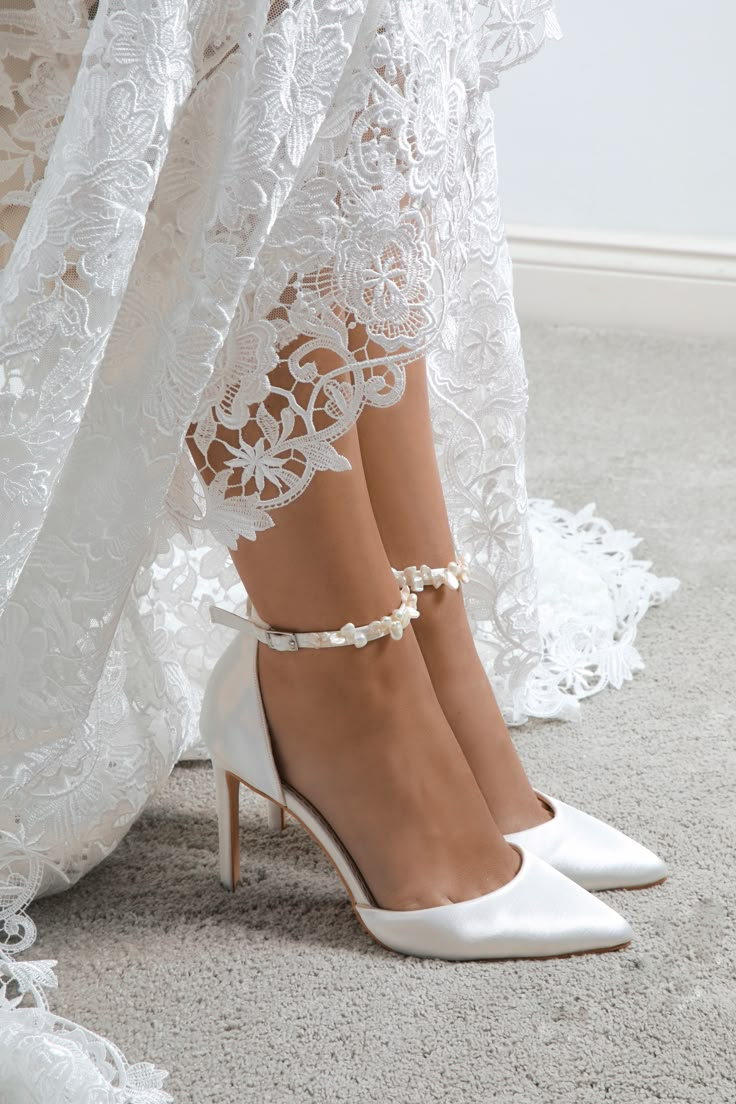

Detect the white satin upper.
xmin=201 ymin=631 xmax=285 ymax=806
xmin=505 ymin=792 xmax=667 ymax=891
xmin=357 ymin=848 xmax=632 ymax=960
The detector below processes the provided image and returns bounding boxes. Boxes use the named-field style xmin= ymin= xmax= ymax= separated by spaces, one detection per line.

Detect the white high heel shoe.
xmin=393 ymin=556 xmax=668 ymax=893
xmin=504 ymin=793 xmax=667 ymax=892
xmin=201 ymin=587 xmax=632 ymax=960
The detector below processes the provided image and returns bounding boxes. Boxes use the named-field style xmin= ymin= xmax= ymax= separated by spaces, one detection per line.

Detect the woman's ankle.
xmin=407 ymin=587 xmax=551 ymax=833
xmin=255 ymin=629 xmax=520 ymax=908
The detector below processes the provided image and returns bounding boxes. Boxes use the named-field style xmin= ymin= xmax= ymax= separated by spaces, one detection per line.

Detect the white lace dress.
xmin=0 ymin=2 xmax=676 ymax=1099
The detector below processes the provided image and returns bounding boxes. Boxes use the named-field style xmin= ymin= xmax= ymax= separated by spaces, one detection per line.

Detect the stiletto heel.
xmin=201 ymin=586 xmax=633 ymax=959
xmin=214 ymin=764 xmax=241 ymax=891
xmin=267 ymin=802 xmax=286 ymax=832
xmin=395 ymin=554 xmax=668 ymax=891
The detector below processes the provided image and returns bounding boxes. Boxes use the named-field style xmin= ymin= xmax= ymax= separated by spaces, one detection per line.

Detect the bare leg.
xmin=189 ymin=354 xmax=519 ymax=910
xmin=356 ymin=356 xmax=550 ymax=834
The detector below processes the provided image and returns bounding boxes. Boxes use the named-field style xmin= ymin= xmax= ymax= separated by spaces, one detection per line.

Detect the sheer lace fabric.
xmin=0 ymin=2 xmax=677 ymax=1099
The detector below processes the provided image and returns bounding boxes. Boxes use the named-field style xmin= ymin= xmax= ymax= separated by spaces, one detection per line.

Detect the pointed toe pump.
xmin=504 ymin=793 xmax=667 ymax=892
xmin=200 ymin=587 xmax=633 ymax=960
xmin=394 ymin=556 xmax=668 ymax=893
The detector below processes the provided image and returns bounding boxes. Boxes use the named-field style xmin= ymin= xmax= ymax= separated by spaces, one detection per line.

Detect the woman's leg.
xmin=188 ymin=354 xmax=519 ymax=911
xmin=356 ymin=355 xmax=549 ymax=834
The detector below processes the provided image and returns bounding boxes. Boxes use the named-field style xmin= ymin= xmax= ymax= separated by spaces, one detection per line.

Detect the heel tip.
xmin=266 ymin=804 xmax=286 ymax=832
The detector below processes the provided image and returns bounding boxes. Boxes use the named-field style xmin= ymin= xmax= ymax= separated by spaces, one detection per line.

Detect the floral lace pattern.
xmin=0 ymin=831 xmax=172 ymax=1101
xmin=0 ymin=2 xmax=674 ymax=1100
xmin=523 ymin=500 xmax=679 ymax=721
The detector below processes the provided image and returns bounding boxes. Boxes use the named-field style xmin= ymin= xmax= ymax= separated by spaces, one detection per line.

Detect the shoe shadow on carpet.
xmin=36 ymin=766 xmax=391 ymax=957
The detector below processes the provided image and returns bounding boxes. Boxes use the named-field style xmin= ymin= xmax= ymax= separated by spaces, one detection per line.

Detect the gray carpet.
xmin=34 ymin=325 xmax=736 ymax=1103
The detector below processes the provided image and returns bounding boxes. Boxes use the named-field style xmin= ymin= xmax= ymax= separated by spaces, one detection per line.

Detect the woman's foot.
xmin=409 ymin=584 xmax=551 ymax=835
xmin=258 ymin=627 xmax=520 ymax=911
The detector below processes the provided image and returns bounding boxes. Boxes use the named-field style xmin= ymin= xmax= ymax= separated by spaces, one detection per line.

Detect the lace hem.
xmin=517 ymin=499 xmax=680 ymax=723
xmin=0 ymin=833 xmax=171 ymax=1104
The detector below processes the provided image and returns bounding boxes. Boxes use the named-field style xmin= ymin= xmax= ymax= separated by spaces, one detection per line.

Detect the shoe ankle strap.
xmin=209 ymin=586 xmax=420 ymax=651
xmin=392 ymin=555 xmax=469 ymax=593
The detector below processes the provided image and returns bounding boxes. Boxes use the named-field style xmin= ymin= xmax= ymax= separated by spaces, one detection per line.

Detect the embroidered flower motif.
xmin=202 ymin=473 xmax=275 ymax=548
xmin=108 ymin=6 xmax=192 ymax=111
xmin=334 ymin=199 xmax=435 ymax=348
xmin=259 ymin=2 xmax=349 ymax=168
xmin=477 ymin=0 xmax=561 ymax=88
xmin=401 ymin=31 xmax=467 ymax=198
xmin=226 ymin=437 xmax=289 ymax=495
xmin=13 ymin=57 xmax=75 ymax=160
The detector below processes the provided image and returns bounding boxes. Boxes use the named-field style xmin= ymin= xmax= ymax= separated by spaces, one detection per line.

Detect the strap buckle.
xmin=264 ymin=629 xmax=299 ymax=652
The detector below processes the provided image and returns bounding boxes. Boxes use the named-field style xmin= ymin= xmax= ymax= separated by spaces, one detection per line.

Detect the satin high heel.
xmin=504 ymin=792 xmax=667 ymax=892
xmin=201 ymin=587 xmax=633 ymax=960
xmin=394 ymin=556 xmax=668 ymax=892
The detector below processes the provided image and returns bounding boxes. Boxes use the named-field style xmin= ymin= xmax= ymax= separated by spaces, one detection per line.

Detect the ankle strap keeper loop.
xmin=209 ymin=586 xmax=419 ymax=650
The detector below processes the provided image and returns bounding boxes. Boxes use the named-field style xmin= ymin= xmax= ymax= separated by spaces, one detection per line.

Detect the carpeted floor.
xmin=34 ymin=325 xmax=736 ymax=1103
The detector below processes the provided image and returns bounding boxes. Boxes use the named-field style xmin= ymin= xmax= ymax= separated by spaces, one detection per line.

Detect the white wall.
xmin=492 ymin=0 xmax=736 ymax=241
xmin=491 ymin=2 xmax=736 ymax=335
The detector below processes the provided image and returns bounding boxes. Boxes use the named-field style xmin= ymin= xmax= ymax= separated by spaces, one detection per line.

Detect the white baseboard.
xmin=506 ymin=225 xmax=736 ymax=339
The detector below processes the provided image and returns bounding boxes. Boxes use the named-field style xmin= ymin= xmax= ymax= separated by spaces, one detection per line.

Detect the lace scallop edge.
xmin=0 ymin=835 xmax=172 ymax=1104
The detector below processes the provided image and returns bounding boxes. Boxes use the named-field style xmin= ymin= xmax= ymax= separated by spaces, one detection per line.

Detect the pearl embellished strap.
xmin=209 ymin=586 xmax=420 ymax=651
xmin=392 ymin=555 xmax=470 ymax=593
